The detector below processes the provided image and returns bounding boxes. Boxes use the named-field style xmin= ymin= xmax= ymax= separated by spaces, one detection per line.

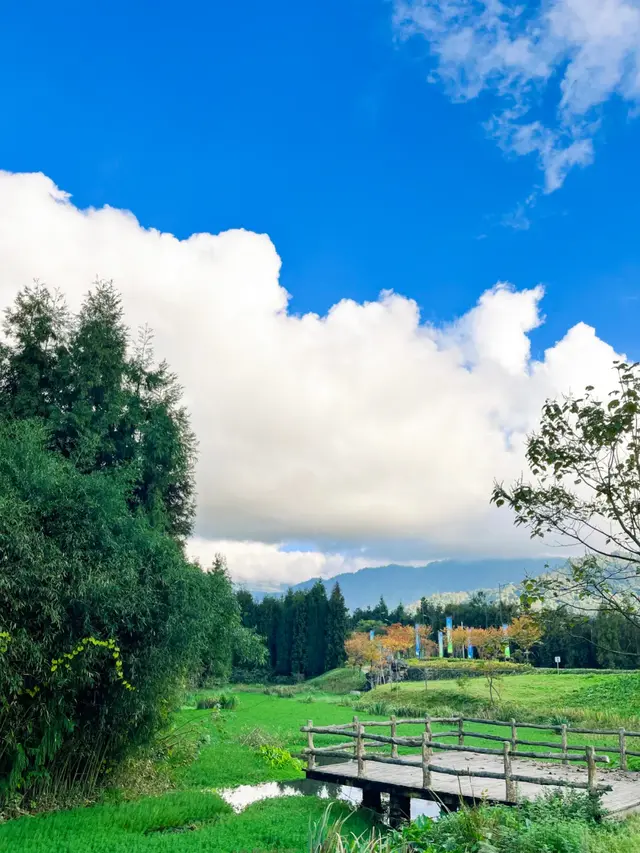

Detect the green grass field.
xmin=0 ymin=693 xmax=379 ymax=853
xmin=2 ymin=670 xmax=640 ymax=852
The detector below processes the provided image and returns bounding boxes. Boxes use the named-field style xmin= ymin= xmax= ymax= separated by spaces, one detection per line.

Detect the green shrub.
xmin=257 ymin=745 xmax=304 ymax=772
xmin=196 ymin=696 xmax=220 ymax=710
xmin=218 ymin=692 xmax=238 ymax=710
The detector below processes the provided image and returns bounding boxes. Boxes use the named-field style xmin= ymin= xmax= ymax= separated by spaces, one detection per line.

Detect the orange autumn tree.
xmin=451 ymin=627 xmax=469 ymax=658
xmin=469 ymin=626 xmax=510 ymax=660
xmin=345 ymin=632 xmax=381 ymax=670
xmin=379 ymin=623 xmax=415 ymax=658
xmin=509 ymin=614 xmax=543 ymax=661
xmin=416 ymin=624 xmax=436 ymax=659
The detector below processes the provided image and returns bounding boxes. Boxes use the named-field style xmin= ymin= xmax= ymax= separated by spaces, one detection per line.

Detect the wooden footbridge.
xmin=301 ymin=715 xmax=640 ymax=824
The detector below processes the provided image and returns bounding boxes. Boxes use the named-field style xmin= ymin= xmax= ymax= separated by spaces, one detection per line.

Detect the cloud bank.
xmin=393 ymin=0 xmax=640 ymax=191
xmin=0 ymin=171 xmax=623 ymax=585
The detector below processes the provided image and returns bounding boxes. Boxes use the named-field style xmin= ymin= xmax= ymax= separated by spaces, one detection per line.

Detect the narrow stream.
xmin=218 ymin=778 xmax=440 ymax=821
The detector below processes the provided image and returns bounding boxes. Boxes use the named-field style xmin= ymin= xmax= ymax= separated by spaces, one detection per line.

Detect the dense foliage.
xmin=0 ymin=283 xmax=250 ymax=806
xmin=237 ymin=581 xmax=349 ymax=679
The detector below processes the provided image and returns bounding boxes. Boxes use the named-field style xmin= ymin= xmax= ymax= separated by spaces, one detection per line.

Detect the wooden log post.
xmin=619 ymin=728 xmax=628 ymax=771
xmin=561 ymin=724 xmax=568 ymax=766
xmin=422 ymin=730 xmax=432 ymax=788
xmin=357 ymin=723 xmax=365 ymax=777
xmin=391 ymin=714 xmax=398 ymax=759
xmin=362 ymin=788 xmax=382 ymax=813
xmin=511 ymin=719 xmax=517 ymax=755
xmin=352 ymin=715 xmax=359 ymax=760
xmin=458 ymin=716 xmax=465 ymax=747
xmin=389 ymin=793 xmax=411 ymax=828
xmin=586 ymin=746 xmax=597 ymax=793
xmin=307 ymin=720 xmax=315 ymax=770
xmin=503 ymin=742 xmax=516 ymax=803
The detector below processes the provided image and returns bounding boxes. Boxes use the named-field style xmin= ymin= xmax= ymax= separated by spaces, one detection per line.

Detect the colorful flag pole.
xmin=467 ymin=628 xmax=473 ymax=659
xmin=438 ymin=630 xmax=444 ymax=658
xmin=415 ymin=623 xmax=421 ymax=659
xmin=502 ymin=624 xmax=510 ymax=659
xmin=446 ymin=616 xmax=453 ymax=656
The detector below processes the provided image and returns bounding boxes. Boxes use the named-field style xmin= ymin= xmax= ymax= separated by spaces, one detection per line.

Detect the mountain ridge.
xmin=248 ymin=557 xmax=568 ymax=611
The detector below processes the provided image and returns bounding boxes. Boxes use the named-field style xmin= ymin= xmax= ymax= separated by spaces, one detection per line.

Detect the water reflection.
xmin=218 ymin=778 xmax=440 ymax=821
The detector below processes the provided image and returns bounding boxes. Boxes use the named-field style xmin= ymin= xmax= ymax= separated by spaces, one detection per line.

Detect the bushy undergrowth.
xmin=313 ymin=794 xmax=640 ymax=853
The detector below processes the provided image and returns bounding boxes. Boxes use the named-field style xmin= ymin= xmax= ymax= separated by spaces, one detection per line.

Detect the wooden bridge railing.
xmin=301 ymin=715 xmax=615 ymax=803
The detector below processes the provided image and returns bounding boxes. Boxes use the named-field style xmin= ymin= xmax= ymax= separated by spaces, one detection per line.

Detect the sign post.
xmin=555 ymin=655 xmax=561 ymax=674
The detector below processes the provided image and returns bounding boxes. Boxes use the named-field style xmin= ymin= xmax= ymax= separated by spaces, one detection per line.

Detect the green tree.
xmin=306 ymin=581 xmax=328 ymax=677
xmin=325 ymin=583 xmax=348 ymax=670
xmin=290 ymin=592 xmax=308 ymax=676
xmin=493 ymin=362 xmax=640 ymax=630
xmin=0 ymin=421 xmax=224 ymax=802
xmin=0 ymin=282 xmax=195 ymax=539
xmin=276 ymin=589 xmax=295 ymax=676
xmin=0 ymin=282 xmax=233 ymax=804
xmin=371 ymin=596 xmax=389 ymax=624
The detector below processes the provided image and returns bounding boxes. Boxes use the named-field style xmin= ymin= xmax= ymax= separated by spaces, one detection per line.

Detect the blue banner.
xmin=467 ymin=629 xmax=473 ymax=659
xmin=438 ymin=630 xmax=444 ymax=658
xmin=415 ymin=623 xmax=421 ymax=658
xmin=369 ymin=629 xmax=375 ymax=641
xmin=446 ymin=616 xmax=453 ymax=655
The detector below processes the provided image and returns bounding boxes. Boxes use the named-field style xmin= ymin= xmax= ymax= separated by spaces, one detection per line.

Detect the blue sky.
xmin=1 ymin=0 xmax=640 ymax=585
xmin=2 ymin=0 xmax=640 ymax=357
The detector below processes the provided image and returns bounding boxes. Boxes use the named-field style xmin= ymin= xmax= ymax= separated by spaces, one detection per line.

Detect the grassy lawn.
xmin=0 ymin=692 xmax=378 ymax=853
xmin=356 ymin=670 xmax=640 ymax=768
xmin=2 ymin=672 xmax=640 ymax=852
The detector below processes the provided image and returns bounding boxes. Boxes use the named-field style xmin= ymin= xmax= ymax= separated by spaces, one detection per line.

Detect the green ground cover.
xmin=3 ymin=671 xmax=640 ymax=852
xmin=0 ymin=693 xmax=378 ymax=853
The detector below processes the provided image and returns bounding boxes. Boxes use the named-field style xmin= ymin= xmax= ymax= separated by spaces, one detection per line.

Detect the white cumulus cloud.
xmin=393 ymin=0 xmax=640 ymax=191
xmin=0 ymin=171 xmax=624 ymax=585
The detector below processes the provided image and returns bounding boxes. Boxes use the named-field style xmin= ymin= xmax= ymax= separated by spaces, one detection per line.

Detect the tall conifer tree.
xmin=325 ymin=583 xmax=348 ymax=670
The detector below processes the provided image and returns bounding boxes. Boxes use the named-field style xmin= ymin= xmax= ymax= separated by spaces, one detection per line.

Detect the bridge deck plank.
xmin=306 ymin=751 xmax=640 ymax=816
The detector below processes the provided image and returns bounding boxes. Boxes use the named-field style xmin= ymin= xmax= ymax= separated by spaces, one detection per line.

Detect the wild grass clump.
xmin=308 ymin=805 xmax=406 ymax=853
xmin=195 ymin=692 xmax=237 ymax=711
xmin=196 ymin=696 xmax=220 ymax=710
xmin=236 ymin=725 xmax=286 ymax=750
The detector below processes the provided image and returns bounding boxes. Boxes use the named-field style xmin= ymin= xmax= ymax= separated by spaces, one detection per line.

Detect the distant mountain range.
xmin=247 ymin=558 xmax=568 ymax=611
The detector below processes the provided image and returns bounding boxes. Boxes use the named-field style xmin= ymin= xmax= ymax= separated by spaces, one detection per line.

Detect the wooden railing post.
xmin=391 ymin=714 xmax=398 ymax=759
xmin=357 ymin=723 xmax=365 ymax=777
xmin=425 ymin=715 xmax=432 ymax=746
xmin=510 ymin=718 xmax=517 ymax=755
xmin=422 ymin=730 xmax=432 ymax=788
xmin=307 ymin=719 xmax=315 ymax=770
xmin=586 ymin=746 xmax=597 ymax=793
xmin=561 ymin=724 xmax=568 ymax=766
xmin=503 ymin=742 xmax=516 ymax=803
xmin=352 ymin=715 xmax=359 ymax=760
xmin=458 ymin=716 xmax=465 ymax=747
xmin=619 ymin=728 xmax=627 ymax=771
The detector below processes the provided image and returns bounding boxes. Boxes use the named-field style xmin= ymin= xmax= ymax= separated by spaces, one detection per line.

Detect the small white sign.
xmin=554 ymin=656 xmax=561 ymax=663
